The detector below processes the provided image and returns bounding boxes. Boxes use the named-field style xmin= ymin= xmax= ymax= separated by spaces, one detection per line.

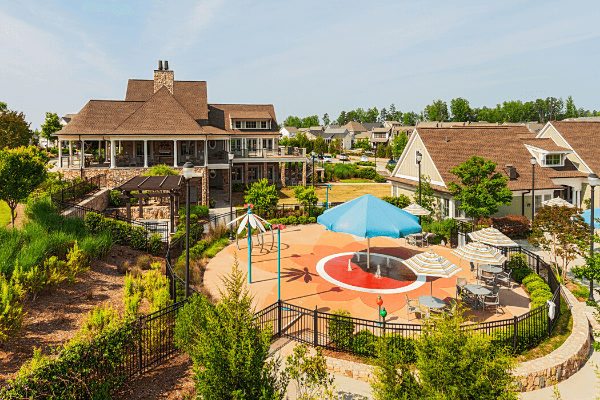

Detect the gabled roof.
xmin=58 ymin=100 xmax=144 ymax=135
xmin=354 ymin=132 xmax=370 ymax=139
xmin=547 ymin=121 xmax=600 ymax=174
xmin=362 ymin=122 xmax=383 ymax=131
xmin=372 ymin=127 xmax=390 ymax=133
xmin=281 ymin=126 xmax=298 ymax=133
xmin=342 ymin=121 xmax=367 ymax=132
xmin=323 ymin=128 xmax=349 ymax=139
xmin=229 ymin=110 xmax=272 ymax=119
xmin=207 ymin=104 xmax=278 ymax=133
xmin=414 ymin=126 xmax=562 ymax=191
xmin=112 ymin=86 xmax=203 ymax=135
xmin=521 ymin=138 xmax=570 ymax=152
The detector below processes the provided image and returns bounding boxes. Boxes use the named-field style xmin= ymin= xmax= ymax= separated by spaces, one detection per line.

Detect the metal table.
xmin=418 ymin=295 xmax=447 ymax=310
xmin=463 ymin=284 xmax=491 ymax=311
xmin=478 ymin=264 xmax=503 ymax=274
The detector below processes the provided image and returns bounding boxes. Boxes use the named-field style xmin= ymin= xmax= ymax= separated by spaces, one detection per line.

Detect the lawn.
xmin=277 ymin=184 xmax=390 ymax=204
xmin=0 ymin=201 xmax=11 ymax=227
xmin=340 ymin=179 xmax=373 ymax=183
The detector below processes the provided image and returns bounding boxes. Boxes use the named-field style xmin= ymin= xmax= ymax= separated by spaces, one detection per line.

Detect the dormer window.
xmin=231 ymin=120 xmax=271 ymax=129
xmin=545 ymin=154 xmax=561 ymax=166
xmin=261 ymin=121 xmax=267 ymax=129
xmin=246 ymin=121 xmax=257 ymax=129
xmin=235 ymin=121 xmax=241 ymax=129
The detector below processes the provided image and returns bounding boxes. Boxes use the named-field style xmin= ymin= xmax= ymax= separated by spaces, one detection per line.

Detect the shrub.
xmin=78 ymin=305 xmax=122 ymax=342
xmin=513 ymin=268 xmax=532 ymax=283
xmin=137 ymin=254 xmax=152 ymax=270
xmin=351 ymin=329 xmax=377 ymax=355
xmin=374 ymin=174 xmax=387 ymax=183
xmin=328 ymin=309 xmax=354 ymax=349
xmin=356 ymin=167 xmax=378 ymax=180
xmin=382 ymin=195 xmax=411 ymax=209
xmin=525 ymin=280 xmax=549 ymax=294
xmin=244 ymin=179 xmax=279 ymax=208
xmin=308 ymin=217 xmax=316 ymax=224
xmin=129 ymin=226 xmax=148 ymax=251
xmin=531 ymin=288 xmax=553 ymax=302
xmin=109 ymin=190 xmax=122 ymax=207
xmin=0 ymin=275 xmax=25 ymax=343
xmin=203 ymin=237 xmax=229 ymax=259
xmin=298 ymin=216 xmax=307 ymax=224
xmin=143 ymin=164 xmax=178 ymax=176
xmin=279 ymin=217 xmax=289 ymax=225
xmin=287 ymin=215 xmax=298 ymax=225
xmin=232 ymin=183 xmax=246 ymax=192
xmin=178 ymin=205 xmax=209 ymax=220
xmin=480 ymin=214 xmax=531 ymax=237
xmin=522 ymin=274 xmax=542 ymax=286
xmin=506 ymin=253 xmax=527 ymax=271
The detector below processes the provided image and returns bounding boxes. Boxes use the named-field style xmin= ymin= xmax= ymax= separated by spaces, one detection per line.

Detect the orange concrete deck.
xmin=204 ymin=224 xmax=530 ymax=324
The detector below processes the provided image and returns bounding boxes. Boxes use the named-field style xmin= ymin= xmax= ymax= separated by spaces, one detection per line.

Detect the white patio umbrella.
xmin=451 ymin=241 xmax=507 ymax=265
xmin=402 ymin=203 xmax=431 ymax=216
xmin=542 ymin=197 xmax=575 ymax=208
xmin=468 ymin=227 xmax=518 ymax=247
xmin=403 ymin=249 xmax=462 ymax=294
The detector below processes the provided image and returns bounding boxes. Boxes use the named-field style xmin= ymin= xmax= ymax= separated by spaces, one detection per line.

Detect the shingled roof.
xmin=58 ymin=100 xmax=143 ymax=135
xmin=415 ymin=126 xmax=563 ymax=191
xmin=547 ymin=121 xmax=600 ymax=174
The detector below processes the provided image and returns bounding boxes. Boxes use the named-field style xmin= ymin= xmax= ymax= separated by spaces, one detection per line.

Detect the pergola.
xmin=115 ymin=175 xmax=184 ymax=233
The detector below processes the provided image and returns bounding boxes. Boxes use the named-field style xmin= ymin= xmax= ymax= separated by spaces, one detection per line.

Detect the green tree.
xmin=329 ymin=138 xmax=342 ymax=155
xmin=376 ymin=144 xmax=386 ymax=158
xmin=529 ymin=205 xmax=588 ymax=283
xmin=401 ymin=111 xmax=418 ymax=126
xmin=143 ymin=164 xmax=179 ymax=176
xmin=0 ymin=104 xmax=32 ymax=149
xmin=174 ymin=259 xmax=288 ymax=399
xmin=40 ymin=112 xmax=62 ymax=150
xmin=424 ymin=100 xmax=449 ymax=122
xmin=564 ymin=95 xmax=579 ymax=119
xmin=336 ymin=111 xmax=347 ymax=126
xmin=353 ymin=138 xmax=371 ymax=151
xmin=447 ymin=156 xmax=513 ymax=224
xmin=283 ymin=116 xmax=302 ymax=128
xmin=284 ymin=344 xmax=336 ymax=399
xmin=413 ymin=175 xmax=436 ymax=218
xmin=0 ymin=146 xmax=49 ymax=226
xmin=365 ymin=107 xmax=379 ymax=123
xmin=244 ymin=179 xmax=279 ymax=208
xmin=322 ymin=113 xmax=330 ymax=126
xmin=294 ymin=186 xmax=318 ymax=206
xmin=391 ymin=132 xmax=408 ymax=158
xmin=385 ymin=145 xmax=393 ymax=159
xmin=572 ymin=232 xmax=600 ymax=300
xmin=295 ymin=132 xmax=313 ymax=153
xmin=313 ymin=136 xmax=327 ymax=154
xmin=301 ymin=115 xmax=320 ymax=128
xmin=450 ymin=97 xmax=472 ymax=122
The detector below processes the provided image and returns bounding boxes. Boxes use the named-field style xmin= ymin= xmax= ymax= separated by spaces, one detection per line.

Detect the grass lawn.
xmin=277 ymin=184 xmax=390 ymax=204
xmin=340 ymin=179 xmax=372 ymax=183
xmin=514 ymin=297 xmax=572 ymax=362
xmin=0 ymin=201 xmax=11 ymax=227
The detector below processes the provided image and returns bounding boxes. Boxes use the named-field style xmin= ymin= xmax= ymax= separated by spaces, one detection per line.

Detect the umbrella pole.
xmin=367 ymin=237 xmax=370 ymax=270
xmin=431 ymin=280 xmax=433 ymax=296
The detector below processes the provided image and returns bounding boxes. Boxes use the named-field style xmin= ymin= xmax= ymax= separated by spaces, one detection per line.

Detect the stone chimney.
xmin=154 ymin=60 xmax=174 ymax=94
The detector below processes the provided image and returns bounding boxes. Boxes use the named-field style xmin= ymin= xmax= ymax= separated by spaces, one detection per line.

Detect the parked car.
xmin=339 ymin=153 xmax=349 ymax=162
xmin=360 ymin=155 xmax=369 ymax=162
xmin=365 ymin=151 xmax=375 ymax=156
xmin=323 ymin=154 xmax=333 ymax=163
xmin=387 ymin=158 xmax=397 ymax=167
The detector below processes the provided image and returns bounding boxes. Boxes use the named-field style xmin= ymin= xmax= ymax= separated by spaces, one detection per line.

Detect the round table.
xmin=418 ymin=295 xmax=447 ymax=310
xmin=463 ymin=284 xmax=491 ymax=296
xmin=478 ymin=264 xmax=503 ymax=274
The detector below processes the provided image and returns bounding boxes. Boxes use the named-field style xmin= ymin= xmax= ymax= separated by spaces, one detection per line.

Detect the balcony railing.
xmin=229 ymin=147 xmax=307 ymax=159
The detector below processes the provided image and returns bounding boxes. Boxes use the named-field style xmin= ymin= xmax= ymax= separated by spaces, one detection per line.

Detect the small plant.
xmin=136 ymin=254 xmax=152 ymax=270
xmin=328 ymin=309 xmax=354 ymax=349
xmin=117 ymin=260 xmax=131 ymax=275
xmin=285 ymin=343 xmax=336 ymax=399
xmin=148 ymin=232 xmax=163 ymax=255
xmin=0 ymin=275 xmax=25 ymax=342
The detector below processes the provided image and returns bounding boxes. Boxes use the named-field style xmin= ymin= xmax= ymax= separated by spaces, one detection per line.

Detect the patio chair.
xmin=459 ymin=290 xmax=477 ymax=310
xmin=483 ymin=285 xmax=501 ymax=315
xmin=496 ymin=269 xmax=512 ymax=288
xmin=406 ymin=234 xmax=417 ymax=247
xmin=456 ymin=277 xmax=467 ymax=299
xmin=478 ymin=269 xmax=495 ymax=286
xmin=470 ymin=262 xmax=477 ymax=279
xmin=128 ymin=155 xmax=137 ymax=167
xmin=406 ymin=294 xmax=422 ymax=321
xmin=444 ymin=299 xmax=458 ymax=317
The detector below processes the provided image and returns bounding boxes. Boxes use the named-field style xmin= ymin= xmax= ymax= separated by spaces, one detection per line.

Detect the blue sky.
xmin=1 ymin=0 xmax=600 ymax=129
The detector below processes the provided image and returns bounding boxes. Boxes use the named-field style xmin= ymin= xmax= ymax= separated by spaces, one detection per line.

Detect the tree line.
xmin=1 ymin=101 xmax=62 ymax=150
xmin=281 ymin=96 xmax=599 ymax=129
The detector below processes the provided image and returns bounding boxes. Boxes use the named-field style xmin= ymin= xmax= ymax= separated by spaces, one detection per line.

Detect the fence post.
xmin=313 ymin=306 xmax=318 ymax=348
xmin=536 ymin=256 xmax=540 ymax=275
xmin=138 ymin=317 xmax=144 ymax=373
xmin=278 ymin=299 xmax=282 ymax=338
xmin=513 ymin=316 xmax=518 ymax=352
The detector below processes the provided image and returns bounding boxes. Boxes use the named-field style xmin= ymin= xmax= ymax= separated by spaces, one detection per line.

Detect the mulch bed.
xmin=0 ymin=244 xmax=163 ymax=386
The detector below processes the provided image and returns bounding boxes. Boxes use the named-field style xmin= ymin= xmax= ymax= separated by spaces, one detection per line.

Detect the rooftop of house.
xmin=547 ymin=121 xmax=600 ymax=175
xmin=362 ymin=122 xmax=383 ymax=131
xmin=342 ymin=121 xmax=367 ymax=132
xmin=281 ymin=126 xmax=298 ymax=133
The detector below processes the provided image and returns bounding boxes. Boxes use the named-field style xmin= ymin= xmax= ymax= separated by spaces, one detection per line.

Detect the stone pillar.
xmin=244 ymin=163 xmax=249 ymax=184
xmin=202 ymin=167 xmax=209 ymax=206
xmin=263 ymin=162 xmax=268 ymax=182
xmin=69 ymin=140 xmax=73 ymax=167
xmin=223 ymin=169 xmax=230 ymax=202
xmin=281 ymin=162 xmax=286 ymax=187
xmin=81 ymin=140 xmax=85 ymax=169
xmin=144 ymin=140 xmax=148 ymax=168
xmin=173 ymin=140 xmax=178 ymax=167
xmin=204 ymin=140 xmax=208 ymax=166
xmin=302 ymin=162 xmax=307 ymax=186
xmin=105 ymin=140 xmax=108 ymax=162
xmin=110 ymin=140 xmax=116 ymax=169
xmin=58 ymin=140 xmax=63 ymax=168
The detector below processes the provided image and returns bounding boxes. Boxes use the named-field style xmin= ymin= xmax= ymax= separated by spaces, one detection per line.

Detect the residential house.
xmin=387 ymin=125 xmax=585 ymax=220
xmin=280 ymin=126 xmax=298 ymax=138
xmin=341 ymin=121 xmax=367 ymax=146
xmin=55 ymin=61 xmax=308 ymax=206
xmin=322 ymin=127 xmax=351 ymax=150
xmin=362 ymin=122 xmax=383 ymax=131
xmin=59 ymin=114 xmax=77 ymax=126
xmin=369 ymin=126 xmax=392 ymax=150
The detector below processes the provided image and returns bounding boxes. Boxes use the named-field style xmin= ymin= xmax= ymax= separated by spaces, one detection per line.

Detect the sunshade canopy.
xmin=451 ymin=241 xmax=507 ymax=265
xmin=542 ymin=197 xmax=575 ymax=208
xmin=402 ymin=203 xmax=431 ymax=216
xmin=403 ymin=250 xmax=462 ymax=278
xmin=581 ymin=208 xmax=600 ymax=229
xmin=317 ymin=194 xmax=422 ymax=238
xmin=468 ymin=227 xmax=518 ymax=247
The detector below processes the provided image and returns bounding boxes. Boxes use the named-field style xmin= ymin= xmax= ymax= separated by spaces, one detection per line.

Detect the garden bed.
xmin=0 ymin=244 xmax=164 ymax=386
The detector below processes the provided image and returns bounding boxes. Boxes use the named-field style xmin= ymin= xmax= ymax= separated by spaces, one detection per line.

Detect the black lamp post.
xmin=228 ymin=152 xmax=235 ymax=240
xmin=182 ymin=162 xmax=201 ymax=299
xmin=416 ymin=150 xmax=422 ymax=205
xmin=311 ymin=151 xmax=316 ymax=187
xmin=588 ymin=173 xmax=598 ymax=302
xmin=530 ymin=157 xmax=536 ymax=221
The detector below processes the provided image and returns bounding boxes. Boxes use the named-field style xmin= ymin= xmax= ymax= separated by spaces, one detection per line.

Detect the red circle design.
xmin=323 ymin=255 xmax=417 ymax=290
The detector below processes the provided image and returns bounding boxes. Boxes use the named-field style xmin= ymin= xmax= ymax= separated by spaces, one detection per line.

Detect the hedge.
xmin=84 ymin=212 xmax=154 ymax=253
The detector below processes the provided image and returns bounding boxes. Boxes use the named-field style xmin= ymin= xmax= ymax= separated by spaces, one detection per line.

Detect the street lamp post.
xmin=228 ymin=152 xmax=235 ymax=240
xmin=181 ymin=162 xmax=202 ymax=299
xmin=531 ymin=157 xmax=536 ymax=221
xmin=588 ymin=173 xmax=599 ymax=303
xmin=311 ymin=151 xmax=316 ymax=187
xmin=326 ymin=184 xmax=331 ymax=210
xmin=416 ymin=151 xmax=422 ymax=205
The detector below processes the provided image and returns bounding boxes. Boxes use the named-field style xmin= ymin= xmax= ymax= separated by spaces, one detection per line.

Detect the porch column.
xmin=69 ymin=140 xmax=73 ymax=167
xmin=104 ymin=140 xmax=109 ymax=163
xmin=144 ymin=140 xmax=148 ymax=168
xmin=118 ymin=140 xmax=121 ymax=153
xmin=173 ymin=139 xmax=178 ymax=167
xmin=81 ymin=140 xmax=85 ymax=169
xmin=110 ymin=140 xmax=116 ymax=169
xmin=204 ymin=140 xmax=208 ymax=166
xmin=133 ymin=140 xmax=137 ymax=158
xmin=58 ymin=140 xmax=63 ymax=168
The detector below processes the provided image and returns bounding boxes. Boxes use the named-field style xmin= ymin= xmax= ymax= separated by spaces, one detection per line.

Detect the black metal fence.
xmin=51 ymin=174 xmax=106 ymax=209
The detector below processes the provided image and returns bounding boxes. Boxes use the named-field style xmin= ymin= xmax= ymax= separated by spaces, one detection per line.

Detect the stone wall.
xmin=105 ymin=205 xmax=170 ymax=220
xmin=63 ymin=189 xmax=110 ymax=217
xmin=513 ymin=286 xmax=591 ymax=391
xmin=325 ymin=356 xmax=374 ymax=383
xmin=60 ymin=167 xmax=181 ymax=189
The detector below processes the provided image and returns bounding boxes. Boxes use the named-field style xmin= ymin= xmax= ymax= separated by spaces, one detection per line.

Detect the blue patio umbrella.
xmin=581 ymin=208 xmax=600 ymax=229
xmin=317 ymin=194 xmax=422 ymax=268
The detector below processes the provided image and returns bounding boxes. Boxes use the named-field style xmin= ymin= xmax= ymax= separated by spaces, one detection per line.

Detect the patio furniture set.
xmin=406 ymin=232 xmax=436 ymax=247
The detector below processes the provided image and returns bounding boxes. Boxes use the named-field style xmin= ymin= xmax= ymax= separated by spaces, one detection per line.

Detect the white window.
xmin=247 ymin=139 xmax=257 ymax=151
xmin=232 ymin=167 xmax=242 ymax=182
xmin=246 ymin=121 xmax=257 ymax=129
xmin=235 ymin=121 xmax=242 ymax=129
xmin=261 ymin=121 xmax=267 ymax=129
xmin=442 ymin=198 xmax=450 ymax=219
xmin=535 ymin=195 xmax=542 ymax=209
xmin=262 ymin=139 xmax=273 ymax=150
xmin=544 ymin=194 xmax=552 ymax=202
xmin=545 ymin=154 xmax=561 ymax=166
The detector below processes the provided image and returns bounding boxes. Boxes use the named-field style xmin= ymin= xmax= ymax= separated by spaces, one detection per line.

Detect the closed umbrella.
xmin=318 ymin=194 xmax=422 ymax=268
xmin=403 ymin=249 xmax=462 ymax=294
xmin=402 ymin=203 xmax=431 ymax=216
xmin=451 ymin=241 xmax=507 ymax=265
xmin=468 ymin=227 xmax=518 ymax=247
xmin=542 ymin=197 xmax=575 ymax=208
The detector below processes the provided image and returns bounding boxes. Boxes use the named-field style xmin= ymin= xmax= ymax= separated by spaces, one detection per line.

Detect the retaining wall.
xmin=62 ymin=189 xmax=110 ymax=217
